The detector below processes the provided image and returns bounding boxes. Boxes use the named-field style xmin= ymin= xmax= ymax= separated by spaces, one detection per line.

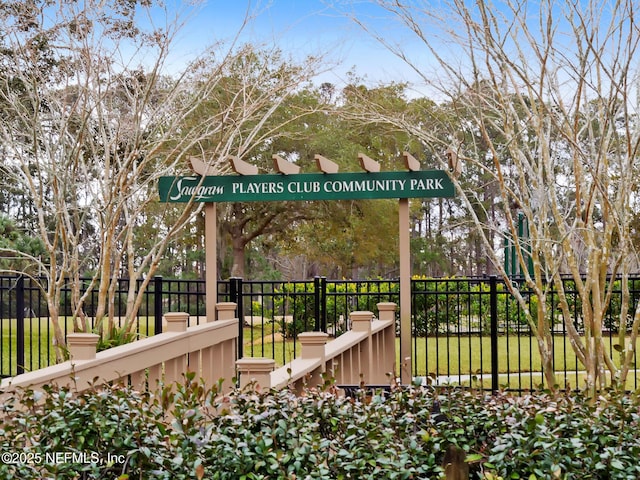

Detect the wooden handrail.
xmin=1 ymin=304 xmax=239 ymax=399
xmin=237 ymin=303 xmax=397 ymax=392
xmin=2 ymin=301 xmax=396 ymax=402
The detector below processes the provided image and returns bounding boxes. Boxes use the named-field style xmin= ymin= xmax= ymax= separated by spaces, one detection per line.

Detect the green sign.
xmin=159 ymin=170 xmax=455 ymax=203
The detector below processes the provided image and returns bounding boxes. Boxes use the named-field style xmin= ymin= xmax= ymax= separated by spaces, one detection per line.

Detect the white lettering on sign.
xmin=323 ymin=179 xmax=407 ymax=193
xmin=169 ymin=177 xmax=224 ymax=201
xmin=288 ymin=181 xmax=321 ymax=194
xmin=232 ymin=182 xmax=284 ymax=195
xmin=410 ymin=178 xmax=444 ymax=190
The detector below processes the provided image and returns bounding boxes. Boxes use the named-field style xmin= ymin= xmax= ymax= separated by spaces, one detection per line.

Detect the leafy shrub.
xmin=0 ymin=383 xmax=174 ymax=479
xmin=412 ymin=279 xmax=468 ymax=336
xmin=271 ymin=282 xmax=317 ymax=338
xmin=270 ymin=280 xmax=398 ymax=338
xmin=483 ymin=390 xmax=640 ymax=479
xmin=277 ymin=315 xmax=316 ymax=339
xmin=2 ymin=377 xmax=640 ymax=479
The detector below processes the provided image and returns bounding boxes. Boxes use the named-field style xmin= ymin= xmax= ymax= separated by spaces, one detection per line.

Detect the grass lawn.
xmin=241 ymin=329 xmax=587 ymax=376
xmin=411 ymin=334 xmax=585 ymax=377
xmin=241 ymin=325 xmax=640 ymax=390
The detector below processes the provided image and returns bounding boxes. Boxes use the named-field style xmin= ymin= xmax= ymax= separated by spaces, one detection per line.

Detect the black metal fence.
xmin=0 ymin=275 xmax=208 ymax=376
xmin=2 ymin=274 xmax=640 ymax=391
xmin=220 ymin=277 xmax=399 ymax=366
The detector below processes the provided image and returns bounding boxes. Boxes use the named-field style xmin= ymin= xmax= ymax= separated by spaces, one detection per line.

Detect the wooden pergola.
xmin=159 ymin=152 xmax=455 ymax=383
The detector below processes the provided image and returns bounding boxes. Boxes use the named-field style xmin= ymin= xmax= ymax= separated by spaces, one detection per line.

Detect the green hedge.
xmin=266 ymin=281 xmax=398 ymax=338
xmin=2 ymin=377 xmax=640 ymax=479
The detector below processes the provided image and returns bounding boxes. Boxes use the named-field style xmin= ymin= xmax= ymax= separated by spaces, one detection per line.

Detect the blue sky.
xmin=167 ymin=0 xmax=419 ymax=87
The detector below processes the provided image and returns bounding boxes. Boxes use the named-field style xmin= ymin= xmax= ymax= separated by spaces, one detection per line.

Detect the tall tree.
xmin=215 ymin=79 xmax=412 ymax=280
xmin=350 ymin=0 xmax=640 ymax=392
xmin=279 ymin=81 xmax=425 ymax=279
xmin=209 ymin=79 xmax=326 ymax=279
xmin=0 ymin=0 xmax=323 ymax=357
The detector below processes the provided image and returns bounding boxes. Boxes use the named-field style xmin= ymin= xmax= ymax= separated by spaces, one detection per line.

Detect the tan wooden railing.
xmin=1 ymin=302 xmax=397 ymax=403
xmin=0 ymin=302 xmax=239 ymax=398
xmin=236 ymin=302 xmax=397 ymax=392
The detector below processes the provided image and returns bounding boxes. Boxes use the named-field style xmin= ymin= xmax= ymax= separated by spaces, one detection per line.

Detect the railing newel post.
xmin=236 ymin=357 xmax=275 ymax=390
xmin=164 ymin=312 xmax=189 ymax=332
xmin=67 ymin=333 xmax=100 ymax=361
xmin=216 ymin=302 xmax=237 ymax=321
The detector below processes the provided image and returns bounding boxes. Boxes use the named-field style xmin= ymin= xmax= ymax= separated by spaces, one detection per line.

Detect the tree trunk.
xmin=231 ymin=236 xmax=246 ymax=278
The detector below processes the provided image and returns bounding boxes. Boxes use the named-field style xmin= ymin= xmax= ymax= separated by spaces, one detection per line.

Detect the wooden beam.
xmin=446 ymin=147 xmax=463 ymax=178
xmin=189 ymin=156 xmax=216 ymax=176
xmin=402 ymin=151 xmax=421 ymax=171
xmin=358 ymin=153 xmax=381 ymax=172
xmin=272 ymin=154 xmax=301 ymax=175
xmin=314 ymin=154 xmax=339 ymax=174
xmin=229 ymin=155 xmax=259 ymax=175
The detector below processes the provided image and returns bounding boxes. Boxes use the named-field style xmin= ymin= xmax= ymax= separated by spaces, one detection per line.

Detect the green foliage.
xmin=0 ymin=382 xmax=173 ymax=479
xmin=325 ymin=280 xmax=398 ymax=315
xmin=2 ymin=378 xmax=640 ymax=479
xmin=483 ymin=389 xmax=640 ymax=479
xmin=412 ymin=279 xmax=468 ymax=336
xmin=412 ymin=278 xmax=542 ymax=336
xmin=0 ymin=214 xmax=46 ymax=274
xmin=95 ymin=325 xmax=140 ymax=352
xmin=271 ymin=281 xmax=398 ymax=338
xmin=272 ymin=282 xmax=317 ymax=339
xmin=561 ymin=279 xmax=640 ymax=333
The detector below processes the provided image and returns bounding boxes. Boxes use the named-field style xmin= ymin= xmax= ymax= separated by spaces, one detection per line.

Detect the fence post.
xmin=16 ymin=276 xmax=25 ymax=375
xmin=154 ymin=276 xmax=163 ymax=335
xmin=314 ymin=276 xmax=327 ymax=332
xmin=320 ymin=276 xmax=327 ymax=332
xmin=489 ymin=275 xmax=499 ymax=392
xmin=230 ymin=277 xmax=244 ymax=358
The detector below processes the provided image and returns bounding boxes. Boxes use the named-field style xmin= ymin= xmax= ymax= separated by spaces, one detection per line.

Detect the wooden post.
xmin=236 ymin=358 xmax=275 ymax=389
xmin=376 ymin=302 xmax=398 ymax=383
xmin=299 ymin=332 xmax=328 ymax=361
xmin=443 ymin=445 xmax=470 ymax=479
xmin=67 ymin=333 xmax=99 ymax=361
xmin=216 ymin=302 xmax=237 ymax=321
xmin=205 ymin=203 xmax=217 ymax=323
xmin=164 ymin=312 xmax=189 ymax=332
xmin=299 ymin=332 xmax=328 ymax=388
xmin=351 ymin=311 xmax=373 ymax=383
xmin=214 ymin=302 xmax=238 ymax=389
xmin=351 ymin=311 xmax=373 ymax=334
xmin=399 ymin=198 xmax=412 ymax=384
xmin=162 ymin=312 xmax=189 ymax=384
